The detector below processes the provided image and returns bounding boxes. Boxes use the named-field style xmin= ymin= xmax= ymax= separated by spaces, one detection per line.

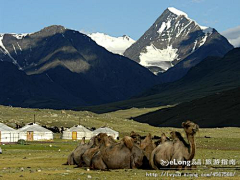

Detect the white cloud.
xmin=221 ymin=26 xmax=240 ymax=47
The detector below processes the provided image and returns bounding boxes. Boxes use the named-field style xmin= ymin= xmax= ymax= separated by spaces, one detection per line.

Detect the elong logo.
xmin=160 ymin=159 xmax=192 ymax=166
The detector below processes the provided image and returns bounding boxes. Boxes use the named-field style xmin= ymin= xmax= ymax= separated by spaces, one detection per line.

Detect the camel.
xmin=63 ymin=135 xmax=100 ymax=166
xmin=139 ymin=133 xmax=156 ymax=169
xmin=90 ymin=136 xmax=144 ymax=170
xmin=150 ymin=121 xmax=199 ymax=170
xmin=130 ymin=131 xmax=141 ymax=145
xmin=154 ymin=133 xmax=170 ymax=147
xmin=82 ymin=134 xmax=117 ymax=167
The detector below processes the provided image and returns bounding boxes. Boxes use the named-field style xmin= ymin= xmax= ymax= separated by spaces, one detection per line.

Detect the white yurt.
xmin=62 ymin=125 xmax=92 ymax=140
xmin=93 ymin=127 xmax=119 ymax=139
xmin=0 ymin=123 xmax=19 ymax=143
xmin=17 ymin=123 xmax=53 ymax=141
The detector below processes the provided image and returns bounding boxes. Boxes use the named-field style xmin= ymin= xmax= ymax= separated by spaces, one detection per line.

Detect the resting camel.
xmin=130 ymin=131 xmax=141 ymax=145
xmin=140 ymin=133 xmax=156 ymax=160
xmin=63 ymin=137 xmax=95 ymax=166
xmin=154 ymin=133 xmax=170 ymax=147
xmin=90 ymin=135 xmax=144 ymax=170
xmin=150 ymin=121 xmax=199 ymax=170
xmin=139 ymin=133 xmax=156 ymax=169
xmin=82 ymin=134 xmax=117 ymax=167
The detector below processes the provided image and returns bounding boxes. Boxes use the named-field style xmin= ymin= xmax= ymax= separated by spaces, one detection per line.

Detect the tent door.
xmin=72 ymin=132 xmax=77 ymax=140
xmin=27 ymin=131 xmax=33 ymax=141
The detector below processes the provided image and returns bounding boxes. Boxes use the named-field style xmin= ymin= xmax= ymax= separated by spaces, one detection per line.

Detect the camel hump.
xmin=123 ymin=136 xmax=134 ymax=150
xmin=161 ymin=133 xmax=168 ymax=142
xmin=148 ymin=133 xmax=152 ymax=138
xmin=81 ymin=137 xmax=86 ymax=145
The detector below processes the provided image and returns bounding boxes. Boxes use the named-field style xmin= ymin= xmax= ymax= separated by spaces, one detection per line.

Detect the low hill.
xmin=133 ymin=87 xmax=240 ymax=127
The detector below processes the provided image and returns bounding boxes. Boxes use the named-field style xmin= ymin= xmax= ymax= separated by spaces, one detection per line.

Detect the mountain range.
xmin=0 ymin=25 xmax=156 ymax=109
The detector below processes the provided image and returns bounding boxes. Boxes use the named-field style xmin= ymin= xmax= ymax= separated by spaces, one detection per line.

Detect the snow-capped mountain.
xmin=87 ymin=32 xmax=135 ymax=55
xmin=124 ymin=7 xmax=232 ymax=75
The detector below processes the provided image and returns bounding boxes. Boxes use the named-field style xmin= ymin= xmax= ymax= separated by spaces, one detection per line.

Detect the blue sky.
xmin=0 ymin=0 xmax=239 ymax=40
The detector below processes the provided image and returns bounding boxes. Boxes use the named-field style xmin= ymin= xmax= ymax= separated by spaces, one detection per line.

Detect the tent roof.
xmin=93 ymin=127 xmax=118 ymax=134
xmin=17 ymin=123 xmax=52 ymax=132
xmin=0 ymin=123 xmax=15 ymax=131
xmin=65 ymin=125 xmax=91 ymax=133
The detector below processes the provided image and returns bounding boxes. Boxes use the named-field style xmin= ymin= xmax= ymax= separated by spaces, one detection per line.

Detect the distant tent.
xmin=0 ymin=123 xmax=19 ymax=143
xmin=93 ymin=127 xmax=119 ymax=139
xmin=17 ymin=123 xmax=53 ymax=141
xmin=62 ymin=125 xmax=93 ymax=140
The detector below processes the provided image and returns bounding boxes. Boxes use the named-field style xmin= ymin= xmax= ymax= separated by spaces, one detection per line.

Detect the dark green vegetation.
xmin=80 ymin=48 xmax=240 ymax=119
xmin=0 ymin=25 xmax=157 ymax=109
xmin=134 ymin=87 xmax=240 ymax=127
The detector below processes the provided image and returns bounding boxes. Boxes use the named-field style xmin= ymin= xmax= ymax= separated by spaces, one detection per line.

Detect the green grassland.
xmin=0 ymin=105 xmax=240 ymax=179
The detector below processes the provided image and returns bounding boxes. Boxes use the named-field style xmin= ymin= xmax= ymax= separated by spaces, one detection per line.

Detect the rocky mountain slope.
xmin=0 ymin=25 xmax=157 ymax=109
xmin=124 ymin=7 xmax=233 ymax=77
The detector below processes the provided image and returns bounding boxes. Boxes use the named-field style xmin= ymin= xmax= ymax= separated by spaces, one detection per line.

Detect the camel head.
xmin=130 ymin=131 xmax=141 ymax=145
xmin=140 ymin=133 xmax=152 ymax=149
xmin=182 ymin=121 xmax=199 ymax=135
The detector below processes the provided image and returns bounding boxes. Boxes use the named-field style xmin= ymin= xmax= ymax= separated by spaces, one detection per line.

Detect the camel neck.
xmin=186 ymin=133 xmax=195 ymax=160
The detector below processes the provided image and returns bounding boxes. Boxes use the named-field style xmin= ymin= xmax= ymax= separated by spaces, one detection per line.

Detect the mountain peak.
xmin=124 ymin=7 xmax=232 ymax=76
xmin=167 ymin=7 xmax=188 ymax=17
xmin=40 ymin=25 xmax=66 ymax=35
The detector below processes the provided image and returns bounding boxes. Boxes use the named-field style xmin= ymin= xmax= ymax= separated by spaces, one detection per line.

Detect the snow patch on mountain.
xmin=134 ymin=7 xmax=213 ymax=72
xmin=0 ymin=34 xmax=22 ymax=69
xmin=158 ymin=21 xmax=171 ymax=35
xmin=139 ymin=44 xmax=178 ymax=71
xmin=87 ymin=32 xmax=135 ymax=55
xmin=12 ymin=33 xmax=29 ymax=39
xmin=168 ymin=7 xmax=188 ymax=17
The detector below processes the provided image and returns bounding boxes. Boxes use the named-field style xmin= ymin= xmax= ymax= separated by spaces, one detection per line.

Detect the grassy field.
xmin=0 ymin=105 xmax=240 ymax=179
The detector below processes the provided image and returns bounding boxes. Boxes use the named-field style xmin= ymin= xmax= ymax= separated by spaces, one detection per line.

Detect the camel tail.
xmin=123 ymin=136 xmax=134 ymax=150
xmin=149 ymin=148 xmax=158 ymax=170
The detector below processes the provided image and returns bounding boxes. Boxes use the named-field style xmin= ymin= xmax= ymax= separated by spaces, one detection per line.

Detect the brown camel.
xmin=130 ymin=131 xmax=141 ymax=145
xmin=150 ymin=121 xmax=199 ymax=170
xmin=90 ymin=136 xmax=144 ymax=170
xmin=63 ymin=136 xmax=95 ymax=166
xmin=82 ymin=134 xmax=117 ymax=167
xmin=154 ymin=133 xmax=170 ymax=147
xmin=64 ymin=133 xmax=107 ymax=166
xmin=139 ymin=133 xmax=156 ymax=169
xmin=140 ymin=133 xmax=156 ymax=159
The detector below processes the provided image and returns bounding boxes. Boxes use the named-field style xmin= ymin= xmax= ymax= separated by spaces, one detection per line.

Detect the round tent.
xmin=17 ymin=123 xmax=53 ymax=141
xmin=0 ymin=123 xmax=19 ymax=143
xmin=93 ymin=127 xmax=119 ymax=139
xmin=62 ymin=125 xmax=93 ymax=140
